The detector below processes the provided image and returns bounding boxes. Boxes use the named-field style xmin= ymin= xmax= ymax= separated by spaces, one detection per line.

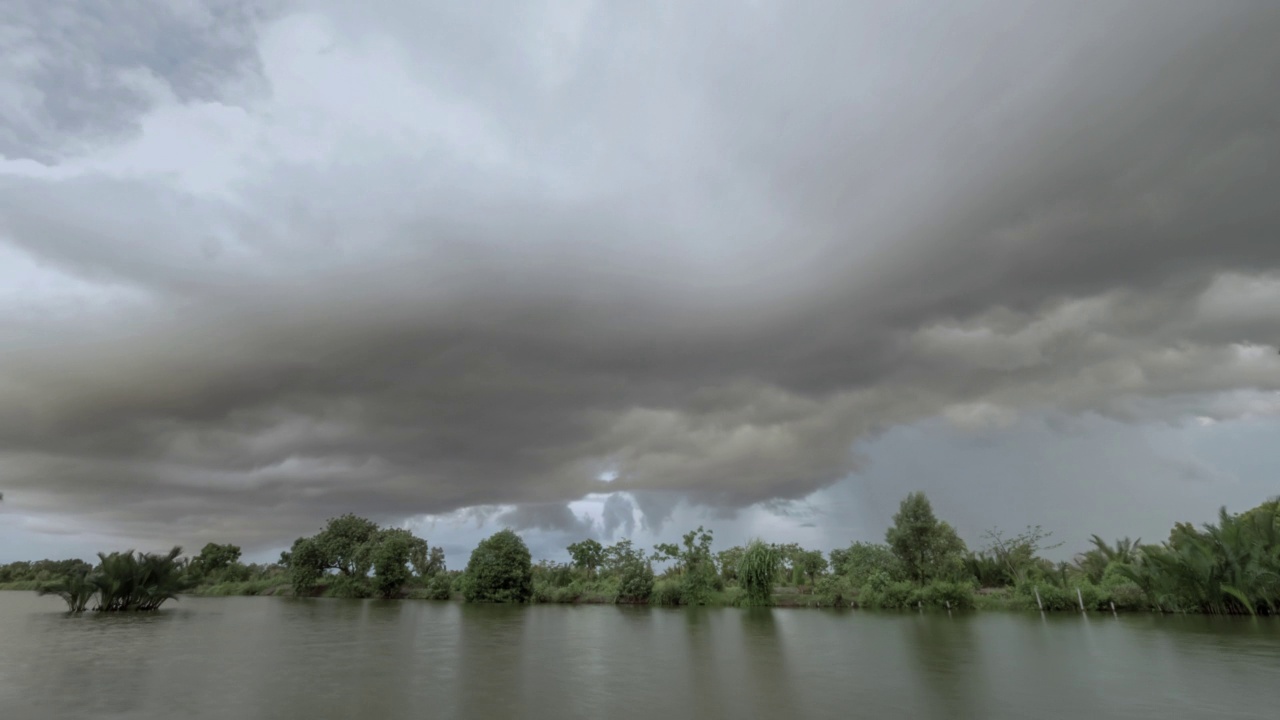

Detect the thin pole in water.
xmin=1034 ymin=587 xmax=1043 ymax=611
xmin=1110 ymin=601 xmax=1117 ymax=615
xmin=1077 ymin=587 xmax=1085 ymax=612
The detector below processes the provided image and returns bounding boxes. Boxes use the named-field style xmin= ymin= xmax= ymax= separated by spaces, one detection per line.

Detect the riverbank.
xmin=0 ymin=581 xmax=1076 ymax=614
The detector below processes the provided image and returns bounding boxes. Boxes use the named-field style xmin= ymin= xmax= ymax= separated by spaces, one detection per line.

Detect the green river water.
xmin=1 ymin=593 xmax=1277 ymax=719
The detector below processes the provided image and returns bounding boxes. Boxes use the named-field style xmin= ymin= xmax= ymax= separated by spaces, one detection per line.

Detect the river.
xmin=1 ymin=593 xmax=1277 ymax=719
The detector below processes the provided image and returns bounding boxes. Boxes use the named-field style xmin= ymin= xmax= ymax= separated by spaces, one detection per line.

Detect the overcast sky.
xmin=2 ymin=0 xmax=1279 ymax=566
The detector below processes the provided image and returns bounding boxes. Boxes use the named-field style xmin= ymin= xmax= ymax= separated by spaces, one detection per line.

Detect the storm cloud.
xmin=2 ymin=0 xmax=1279 ymax=555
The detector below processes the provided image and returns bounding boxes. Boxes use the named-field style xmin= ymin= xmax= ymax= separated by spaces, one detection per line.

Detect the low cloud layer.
xmin=2 ymin=1 xmax=1279 ymax=554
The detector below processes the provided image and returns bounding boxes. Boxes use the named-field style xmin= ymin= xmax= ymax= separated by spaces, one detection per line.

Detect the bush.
xmin=858 ymin=579 xmax=919 ymax=609
xmin=615 ymin=559 xmax=655 ymax=603
xmin=651 ymin=579 xmax=683 ymax=606
xmin=462 ymin=529 xmax=533 ymax=603
xmin=813 ymin=575 xmax=855 ymax=607
xmin=424 ymin=573 xmax=453 ymax=600
xmin=1015 ymin=582 xmax=1073 ymax=611
xmin=325 ymin=575 xmax=372 ymax=599
xmin=920 ymin=580 xmax=975 ymax=610
xmin=679 ymin=567 xmax=717 ymax=606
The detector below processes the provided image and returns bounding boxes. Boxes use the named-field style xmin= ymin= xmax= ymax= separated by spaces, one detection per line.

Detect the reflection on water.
xmin=905 ymin=612 xmax=985 ymax=720
xmin=2 ymin=593 xmax=1278 ymax=720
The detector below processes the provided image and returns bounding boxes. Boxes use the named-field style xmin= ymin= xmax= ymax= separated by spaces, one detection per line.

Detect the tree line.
xmin=9 ymin=492 xmax=1279 ymax=615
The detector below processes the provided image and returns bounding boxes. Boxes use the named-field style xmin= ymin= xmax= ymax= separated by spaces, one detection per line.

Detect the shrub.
xmin=651 ymin=579 xmax=683 ymax=606
xmin=920 ymin=580 xmax=975 ymax=610
xmin=326 ymin=575 xmax=372 ymax=599
xmin=859 ymin=580 xmax=919 ymax=609
xmin=813 ymin=575 xmax=855 ymax=607
xmin=615 ymin=558 xmax=655 ymax=603
xmin=679 ymin=566 xmax=717 ymax=606
xmin=1015 ymin=582 xmax=1073 ymax=611
xmin=424 ymin=573 xmax=453 ymax=600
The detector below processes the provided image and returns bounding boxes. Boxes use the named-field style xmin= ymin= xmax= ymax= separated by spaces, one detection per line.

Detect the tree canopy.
xmin=885 ymin=492 xmax=967 ymax=584
xmin=463 ymin=529 xmax=533 ymax=603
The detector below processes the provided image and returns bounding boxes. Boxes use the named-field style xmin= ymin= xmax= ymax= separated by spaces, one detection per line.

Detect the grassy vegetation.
xmin=11 ymin=493 xmax=1279 ymax=615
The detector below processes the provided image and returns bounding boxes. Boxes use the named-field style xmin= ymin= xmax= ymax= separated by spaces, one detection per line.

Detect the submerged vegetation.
xmin=8 ymin=494 xmax=1279 ymax=616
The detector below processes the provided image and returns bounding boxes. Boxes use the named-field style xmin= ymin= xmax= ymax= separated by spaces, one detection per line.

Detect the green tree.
xmin=885 ymin=492 xmax=967 ymax=585
xmin=791 ymin=548 xmax=827 ymax=586
xmin=830 ymin=542 xmax=904 ymax=585
xmin=463 ymin=529 xmax=534 ymax=603
xmin=193 ymin=543 xmax=242 ymax=574
xmin=567 ymin=539 xmax=606 ymax=578
xmin=981 ymin=525 xmax=1063 ymax=586
xmin=606 ymin=539 xmax=654 ymax=603
xmin=676 ymin=526 xmax=717 ymax=605
xmin=409 ymin=543 xmax=446 ymax=578
xmin=716 ymin=546 xmax=745 ymax=582
xmin=369 ymin=528 xmax=423 ymax=599
xmin=316 ymin=514 xmax=380 ymax=577
xmin=738 ymin=540 xmax=781 ymax=605
xmin=285 ymin=537 xmax=327 ymax=595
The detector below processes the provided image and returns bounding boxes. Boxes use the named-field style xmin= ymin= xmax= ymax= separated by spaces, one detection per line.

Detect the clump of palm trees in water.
xmin=38 ymin=547 xmax=184 ymax=613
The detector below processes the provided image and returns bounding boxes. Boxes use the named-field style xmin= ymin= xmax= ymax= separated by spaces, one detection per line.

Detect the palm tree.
xmin=37 ymin=569 xmax=96 ymax=613
xmin=92 ymin=547 xmax=184 ymax=611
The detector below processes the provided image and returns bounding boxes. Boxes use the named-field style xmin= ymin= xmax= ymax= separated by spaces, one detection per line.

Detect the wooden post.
xmin=1077 ymin=587 xmax=1085 ymax=612
xmin=1034 ymin=587 xmax=1043 ymax=611
xmin=1110 ymin=601 xmax=1116 ymax=614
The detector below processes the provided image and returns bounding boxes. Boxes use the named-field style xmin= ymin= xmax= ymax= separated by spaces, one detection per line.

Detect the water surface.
xmin=2 ymin=593 xmax=1277 ymax=719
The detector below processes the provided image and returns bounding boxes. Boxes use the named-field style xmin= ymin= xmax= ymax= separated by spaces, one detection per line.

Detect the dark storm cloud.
xmin=2 ymin=0 xmax=1280 ymax=550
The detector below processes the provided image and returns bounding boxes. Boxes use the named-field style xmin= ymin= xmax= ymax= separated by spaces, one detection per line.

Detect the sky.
xmin=2 ymin=0 xmax=1278 ymax=567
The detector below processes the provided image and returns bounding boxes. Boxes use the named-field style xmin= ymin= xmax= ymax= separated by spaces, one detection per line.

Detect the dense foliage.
xmin=33 ymin=547 xmax=185 ymax=612
xmin=281 ymin=515 xmax=440 ymax=599
xmin=738 ymin=540 xmax=781 ymax=606
xmin=15 ymin=493 xmax=1279 ymax=616
xmin=885 ymin=492 xmax=968 ymax=584
xmin=463 ymin=529 xmax=534 ymax=603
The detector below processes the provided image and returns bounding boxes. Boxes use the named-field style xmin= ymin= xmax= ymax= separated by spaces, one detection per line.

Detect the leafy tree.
xmin=885 ymin=492 xmax=967 ymax=585
xmin=980 ymin=525 xmax=1063 ymax=586
xmin=830 ymin=542 xmax=904 ymax=586
xmin=675 ymin=526 xmax=717 ymax=605
xmin=650 ymin=542 xmax=681 ymax=567
xmin=463 ymin=529 xmax=533 ymax=603
xmin=567 ymin=539 xmax=606 ymax=578
xmin=285 ymin=537 xmax=327 ymax=595
xmin=410 ymin=544 xmax=446 ymax=578
xmin=606 ymin=539 xmax=655 ymax=603
xmin=790 ymin=548 xmax=827 ymax=585
xmin=316 ymin=514 xmax=380 ymax=577
xmin=716 ymin=546 xmax=745 ymax=582
xmin=738 ymin=540 xmax=781 ymax=605
xmin=369 ymin=528 xmax=422 ymax=599
xmin=194 ymin=543 xmax=242 ymax=574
